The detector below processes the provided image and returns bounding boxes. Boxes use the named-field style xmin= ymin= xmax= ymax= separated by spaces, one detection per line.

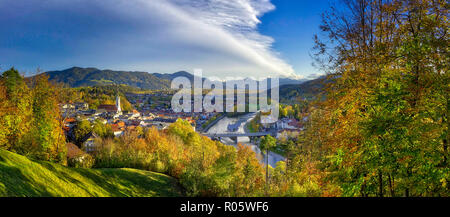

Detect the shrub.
xmin=68 ymin=154 xmax=94 ymax=168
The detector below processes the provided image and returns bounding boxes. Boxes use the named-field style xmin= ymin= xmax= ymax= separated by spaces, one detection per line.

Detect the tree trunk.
xmin=266 ymin=149 xmax=269 ymax=194
xmin=378 ymin=170 xmax=383 ymax=197
xmin=444 ymin=93 xmax=449 ymax=165
xmin=405 ymin=168 xmax=411 ymax=197
xmin=443 ymin=138 xmax=448 ymax=165
xmin=388 ymin=174 xmax=395 ymax=197
xmin=360 ymin=173 xmax=367 ymax=197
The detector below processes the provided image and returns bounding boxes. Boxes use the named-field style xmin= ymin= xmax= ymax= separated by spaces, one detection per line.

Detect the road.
xmin=206 ymin=113 xmax=285 ymax=168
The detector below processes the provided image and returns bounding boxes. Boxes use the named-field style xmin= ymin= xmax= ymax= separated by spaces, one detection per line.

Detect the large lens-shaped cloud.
xmin=0 ymin=0 xmax=299 ymax=78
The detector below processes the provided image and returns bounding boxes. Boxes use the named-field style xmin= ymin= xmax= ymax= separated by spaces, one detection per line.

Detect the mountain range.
xmin=42 ymin=67 xmax=171 ymax=90
xmin=36 ymin=67 xmax=309 ymax=90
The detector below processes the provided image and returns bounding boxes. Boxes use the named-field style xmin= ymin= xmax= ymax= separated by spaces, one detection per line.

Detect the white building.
xmin=116 ymin=94 xmax=122 ymax=114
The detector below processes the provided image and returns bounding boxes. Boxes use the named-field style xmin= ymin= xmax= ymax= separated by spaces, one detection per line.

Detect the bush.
xmin=92 ymin=120 xmax=267 ymax=197
xmin=68 ymin=154 xmax=94 ymax=168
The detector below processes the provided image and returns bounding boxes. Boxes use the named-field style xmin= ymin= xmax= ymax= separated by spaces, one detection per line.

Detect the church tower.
xmin=116 ymin=94 xmax=121 ymax=114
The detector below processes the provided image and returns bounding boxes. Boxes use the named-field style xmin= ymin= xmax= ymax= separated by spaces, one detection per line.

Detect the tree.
xmin=0 ymin=78 xmax=9 ymax=149
xmin=0 ymin=68 xmax=33 ymax=153
xmin=233 ymin=144 xmax=265 ymax=196
xmin=279 ymin=105 xmax=288 ymax=118
xmin=93 ymin=119 xmax=113 ymax=138
xmin=120 ymin=96 xmax=132 ymax=112
xmin=311 ymin=0 xmax=449 ymax=196
xmin=0 ymin=68 xmax=67 ymax=163
xmin=30 ymin=74 xmax=66 ymax=162
xmin=73 ymin=120 xmax=92 ymax=146
xmin=259 ymin=135 xmax=276 ymax=194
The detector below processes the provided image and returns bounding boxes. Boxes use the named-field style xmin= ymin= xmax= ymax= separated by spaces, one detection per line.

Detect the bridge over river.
xmin=201 ymin=131 xmax=277 ymax=143
xmin=204 ymin=112 xmax=285 ymax=167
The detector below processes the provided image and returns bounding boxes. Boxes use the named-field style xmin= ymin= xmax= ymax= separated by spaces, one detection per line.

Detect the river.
xmin=206 ymin=113 xmax=285 ymax=168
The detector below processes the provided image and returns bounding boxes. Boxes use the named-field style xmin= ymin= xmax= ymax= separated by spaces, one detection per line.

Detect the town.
xmin=2 ymin=0 xmax=447 ymax=200
xmin=60 ymin=91 xmax=304 ymax=157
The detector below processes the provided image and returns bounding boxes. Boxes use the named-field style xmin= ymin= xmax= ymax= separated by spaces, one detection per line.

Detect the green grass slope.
xmin=0 ymin=149 xmax=182 ymax=197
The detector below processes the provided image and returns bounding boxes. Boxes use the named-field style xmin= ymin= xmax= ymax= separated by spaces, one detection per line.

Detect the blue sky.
xmin=259 ymin=0 xmax=331 ymax=78
xmin=0 ymin=0 xmax=333 ymax=79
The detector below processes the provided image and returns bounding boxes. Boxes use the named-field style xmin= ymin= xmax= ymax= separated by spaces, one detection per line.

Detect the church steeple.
xmin=116 ymin=94 xmax=121 ymax=113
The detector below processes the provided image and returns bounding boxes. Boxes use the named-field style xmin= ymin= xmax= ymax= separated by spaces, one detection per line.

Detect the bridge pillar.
xmin=231 ymin=137 xmax=238 ymax=144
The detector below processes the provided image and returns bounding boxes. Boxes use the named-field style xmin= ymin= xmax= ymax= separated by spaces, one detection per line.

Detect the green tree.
xmin=260 ymin=135 xmax=276 ymax=194
xmin=92 ymin=119 xmax=113 ymax=138
xmin=74 ymin=120 xmax=92 ymax=146
xmin=30 ymin=74 xmax=66 ymax=162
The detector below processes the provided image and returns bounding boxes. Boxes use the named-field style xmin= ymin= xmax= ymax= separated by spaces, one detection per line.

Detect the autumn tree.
xmin=311 ymin=0 xmax=449 ymax=196
xmin=0 ymin=68 xmax=66 ymax=163
xmin=29 ymin=74 xmax=67 ymax=162
xmin=260 ymin=135 xmax=276 ymax=194
xmin=0 ymin=68 xmax=33 ymax=153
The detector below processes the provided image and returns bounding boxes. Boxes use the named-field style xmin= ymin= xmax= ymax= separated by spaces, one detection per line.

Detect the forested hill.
xmin=32 ymin=67 xmax=322 ymax=95
xmin=33 ymin=67 xmax=310 ymax=90
xmin=279 ymin=76 xmax=329 ymax=103
xmin=41 ymin=67 xmax=172 ymax=90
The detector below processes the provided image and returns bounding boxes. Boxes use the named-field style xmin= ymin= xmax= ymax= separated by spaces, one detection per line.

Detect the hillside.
xmin=153 ymin=71 xmax=195 ymax=82
xmin=279 ymin=76 xmax=329 ymax=103
xmin=0 ymin=149 xmax=182 ymax=197
xmin=34 ymin=67 xmax=307 ymax=90
xmin=43 ymin=67 xmax=171 ymax=90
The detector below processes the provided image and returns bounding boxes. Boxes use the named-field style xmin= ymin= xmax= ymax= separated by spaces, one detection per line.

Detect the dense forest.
xmin=41 ymin=67 xmax=171 ymax=90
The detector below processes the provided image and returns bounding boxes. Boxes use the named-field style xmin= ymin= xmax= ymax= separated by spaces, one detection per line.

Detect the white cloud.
xmin=0 ymin=0 xmax=300 ymax=79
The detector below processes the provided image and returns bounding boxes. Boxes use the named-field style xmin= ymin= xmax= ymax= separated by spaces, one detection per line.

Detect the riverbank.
xmin=206 ymin=113 xmax=285 ymax=168
xmin=200 ymin=113 xmax=225 ymax=133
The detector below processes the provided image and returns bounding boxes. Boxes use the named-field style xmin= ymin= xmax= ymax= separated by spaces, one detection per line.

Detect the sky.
xmin=0 ymin=0 xmax=332 ymax=79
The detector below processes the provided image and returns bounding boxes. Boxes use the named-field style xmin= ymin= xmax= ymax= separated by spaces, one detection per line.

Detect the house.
xmin=66 ymin=143 xmax=85 ymax=159
xmin=275 ymin=120 xmax=288 ymax=129
xmin=81 ymin=132 xmax=99 ymax=153
xmin=96 ymin=95 xmax=123 ymax=117
xmin=64 ymin=117 xmax=77 ymax=126
xmin=97 ymin=104 xmax=119 ymax=113
xmin=147 ymin=122 xmax=170 ymax=130
xmin=130 ymin=120 xmax=144 ymax=127
xmin=287 ymin=119 xmax=302 ymax=129
xmin=115 ymin=121 xmax=125 ymax=128
xmin=61 ymin=103 xmax=75 ymax=110
xmin=273 ymin=118 xmax=302 ymax=130
xmin=75 ymin=102 xmax=89 ymax=110
xmin=60 ymin=104 xmax=76 ymax=117
xmin=62 ymin=118 xmax=77 ymax=135
xmin=130 ymin=109 xmax=140 ymax=118
xmin=111 ymin=124 xmax=124 ymax=137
